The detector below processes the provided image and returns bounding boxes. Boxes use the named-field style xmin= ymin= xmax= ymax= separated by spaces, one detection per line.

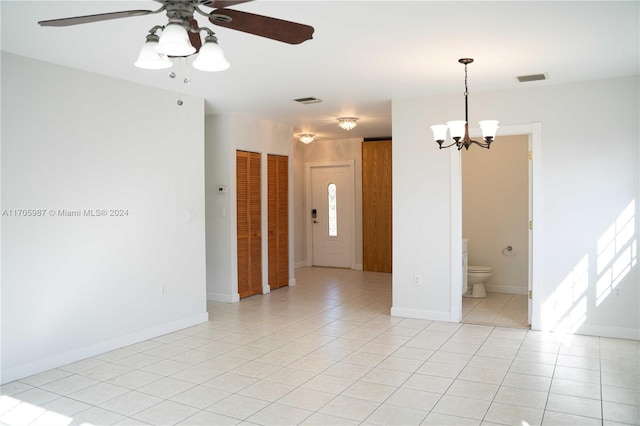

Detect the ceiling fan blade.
xmin=209 ymin=9 xmax=314 ymax=45
xmin=188 ymin=19 xmax=203 ymax=53
xmin=38 ymin=10 xmax=155 ymax=27
xmin=208 ymin=1 xmax=254 ymax=7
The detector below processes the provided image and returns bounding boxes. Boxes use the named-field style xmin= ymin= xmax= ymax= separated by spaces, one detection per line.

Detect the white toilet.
xmin=465 ymin=265 xmax=493 ymax=298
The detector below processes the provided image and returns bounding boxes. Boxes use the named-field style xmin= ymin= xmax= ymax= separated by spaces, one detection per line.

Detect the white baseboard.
xmin=573 ymin=324 xmax=639 ymax=340
xmin=353 ymin=264 xmax=363 ymax=271
xmin=0 ymin=312 xmax=209 ymax=385
xmin=262 ymin=286 xmax=271 ymax=295
xmin=289 ymin=278 xmax=297 ymax=287
xmin=207 ymin=292 xmax=239 ymax=303
xmin=294 ymin=261 xmax=308 ymax=269
xmin=485 ymin=284 xmax=528 ymax=295
xmin=390 ymin=307 xmax=452 ymax=322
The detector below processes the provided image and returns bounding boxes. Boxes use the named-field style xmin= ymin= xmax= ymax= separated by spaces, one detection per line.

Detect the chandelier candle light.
xmin=431 ymin=58 xmax=499 ymax=150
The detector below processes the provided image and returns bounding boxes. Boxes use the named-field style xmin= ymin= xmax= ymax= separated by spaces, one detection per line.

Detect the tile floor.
xmin=462 ymin=293 xmax=529 ymax=329
xmin=1 ymin=267 xmax=638 ymax=425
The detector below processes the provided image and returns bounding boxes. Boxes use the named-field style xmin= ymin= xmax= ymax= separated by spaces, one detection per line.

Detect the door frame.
xmin=305 ymin=161 xmax=356 ymax=269
xmin=450 ymin=123 xmax=542 ymax=330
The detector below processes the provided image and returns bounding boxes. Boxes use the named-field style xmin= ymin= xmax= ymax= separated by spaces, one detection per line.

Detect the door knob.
xmin=313 ymin=220 xmax=319 ymax=224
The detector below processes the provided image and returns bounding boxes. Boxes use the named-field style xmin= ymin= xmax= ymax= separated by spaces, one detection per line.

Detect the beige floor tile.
xmin=385 ymin=387 xmax=441 ymax=412
xmin=207 ymin=394 xmax=270 ymax=420
xmin=494 ymin=386 xmax=548 ymax=409
xmin=201 ymin=372 xmax=257 ymax=393
xmin=343 ymin=381 xmax=396 ymax=402
xmin=432 ymin=395 xmax=491 ymax=420
xmin=365 ymin=403 xmax=428 ymax=425
xmin=177 ymin=409 xmax=240 ymax=425
xmin=484 ymin=402 xmax=544 ymax=426
xmin=542 ymin=411 xmax=602 ymax=425
xmin=422 ymin=411 xmax=481 ymax=425
xmin=546 ymin=393 xmax=602 ymax=419
xmin=68 ymin=382 xmax=130 ymax=405
xmin=18 ymin=369 xmax=72 ymax=387
xmin=40 ymin=375 xmax=100 ymax=396
xmin=99 ymin=391 xmax=163 ymax=416
xmin=107 ymin=370 xmax=164 ymax=390
xmin=319 ymin=395 xmax=380 ymax=422
xmin=501 ymin=372 xmax=551 ymax=392
xmin=132 ymin=400 xmax=198 ymax=425
xmin=301 ymin=373 xmax=355 ymax=394
xmin=603 ymin=401 xmax=640 ymax=425
xmin=137 ymin=377 xmax=195 ymax=399
xmin=237 ymin=380 xmax=295 ymax=402
xmin=300 ymin=412 xmax=359 ymax=425
xmin=246 ymin=402 xmax=313 ymax=425
xmin=170 ymin=385 xmax=230 ymax=409
xmin=277 ymin=387 xmax=334 ymax=411
xmin=446 ymin=380 xmax=499 ymax=401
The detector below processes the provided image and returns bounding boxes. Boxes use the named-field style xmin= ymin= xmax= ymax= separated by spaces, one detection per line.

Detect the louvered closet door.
xmin=268 ymin=154 xmax=289 ymax=290
xmin=236 ymin=151 xmax=262 ymax=298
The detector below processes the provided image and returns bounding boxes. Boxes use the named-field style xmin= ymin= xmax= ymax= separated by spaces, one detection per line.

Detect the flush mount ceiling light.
xmin=298 ymin=133 xmax=315 ymax=144
xmin=431 ymin=58 xmax=499 ymax=150
xmin=337 ymin=117 xmax=358 ymax=131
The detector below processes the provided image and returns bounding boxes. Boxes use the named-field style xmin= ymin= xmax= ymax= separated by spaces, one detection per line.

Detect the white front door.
xmin=310 ymin=164 xmax=353 ymax=268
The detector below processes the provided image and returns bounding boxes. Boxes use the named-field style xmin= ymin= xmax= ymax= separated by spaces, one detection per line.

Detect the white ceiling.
xmin=2 ymin=1 xmax=638 ymax=141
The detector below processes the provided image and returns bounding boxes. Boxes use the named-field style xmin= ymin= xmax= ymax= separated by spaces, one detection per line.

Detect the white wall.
xmin=293 ymin=138 xmax=363 ymax=268
xmin=205 ymin=113 xmax=294 ymax=302
xmin=1 ymin=53 xmax=208 ymax=383
xmin=393 ymin=76 xmax=640 ymax=339
xmin=463 ymin=135 xmax=529 ymax=294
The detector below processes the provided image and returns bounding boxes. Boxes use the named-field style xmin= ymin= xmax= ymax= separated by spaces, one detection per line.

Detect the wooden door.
xmin=236 ymin=150 xmax=262 ymax=298
xmin=362 ymin=140 xmax=392 ymax=272
xmin=268 ymin=154 xmax=289 ymax=290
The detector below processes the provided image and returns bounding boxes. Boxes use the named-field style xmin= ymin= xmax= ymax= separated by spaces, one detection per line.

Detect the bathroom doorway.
xmin=462 ymin=134 xmax=529 ymax=328
xmin=450 ymin=123 xmax=542 ymax=330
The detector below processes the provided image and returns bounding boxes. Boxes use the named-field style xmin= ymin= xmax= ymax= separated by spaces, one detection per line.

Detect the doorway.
xmin=305 ymin=161 xmax=355 ymax=268
xmin=450 ymin=123 xmax=542 ymax=330
xmin=462 ymin=135 xmax=529 ymax=328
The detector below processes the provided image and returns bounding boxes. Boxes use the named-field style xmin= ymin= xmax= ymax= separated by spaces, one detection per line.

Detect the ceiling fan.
xmin=38 ymin=0 xmax=315 ymax=71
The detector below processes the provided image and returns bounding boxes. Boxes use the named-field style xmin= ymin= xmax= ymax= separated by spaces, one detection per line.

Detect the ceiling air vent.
xmin=294 ymin=97 xmax=322 ymax=104
xmin=517 ymin=73 xmax=547 ymax=83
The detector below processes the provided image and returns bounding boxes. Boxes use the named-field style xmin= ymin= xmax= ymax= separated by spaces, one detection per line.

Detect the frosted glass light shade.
xmin=192 ymin=39 xmax=230 ymax=72
xmin=479 ymin=120 xmax=499 ymax=140
xmin=157 ymin=23 xmax=195 ymax=56
xmin=447 ymin=120 xmax=466 ymax=140
xmin=299 ymin=133 xmax=315 ymax=144
xmin=430 ymin=124 xmax=448 ymax=142
xmin=337 ymin=117 xmax=358 ymax=131
xmin=134 ymin=39 xmax=172 ymax=69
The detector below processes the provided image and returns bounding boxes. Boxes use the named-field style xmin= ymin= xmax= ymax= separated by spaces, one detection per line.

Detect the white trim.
xmin=570 ymin=325 xmax=639 ymax=341
xmin=391 ymin=307 xmax=451 ymax=322
xmin=305 ymin=161 xmax=356 ymax=269
xmin=207 ymin=292 xmax=240 ymax=303
xmin=288 ymin=278 xmax=297 ymax=287
xmin=484 ymin=285 xmax=528 ymax=295
xmin=450 ymin=148 xmax=462 ymax=322
xmin=451 ymin=123 xmax=543 ymax=329
xmin=0 ymin=312 xmax=209 ymax=385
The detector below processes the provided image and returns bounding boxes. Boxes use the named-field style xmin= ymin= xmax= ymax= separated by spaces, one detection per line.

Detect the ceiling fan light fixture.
xmin=134 ymin=34 xmax=173 ymax=70
xmin=192 ymin=35 xmax=230 ymax=72
xmin=156 ymin=22 xmax=196 ymax=56
xmin=299 ymin=133 xmax=315 ymax=144
xmin=337 ymin=117 xmax=358 ymax=131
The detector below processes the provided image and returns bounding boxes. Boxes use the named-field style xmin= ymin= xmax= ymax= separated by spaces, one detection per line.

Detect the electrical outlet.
xmin=413 ymin=275 xmax=422 ymax=286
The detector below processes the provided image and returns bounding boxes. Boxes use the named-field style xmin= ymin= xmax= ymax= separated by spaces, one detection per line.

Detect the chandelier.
xmin=431 ymin=58 xmax=498 ymax=150
xmin=337 ymin=117 xmax=358 ymax=131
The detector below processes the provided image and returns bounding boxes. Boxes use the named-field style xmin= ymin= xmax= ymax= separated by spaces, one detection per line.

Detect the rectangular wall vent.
xmin=517 ymin=73 xmax=547 ymax=83
xmin=293 ymin=97 xmax=322 ymax=104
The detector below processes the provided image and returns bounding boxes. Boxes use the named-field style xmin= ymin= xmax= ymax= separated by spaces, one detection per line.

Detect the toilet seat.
xmin=468 ymin=265 xmax=491 ymax=273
